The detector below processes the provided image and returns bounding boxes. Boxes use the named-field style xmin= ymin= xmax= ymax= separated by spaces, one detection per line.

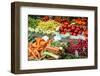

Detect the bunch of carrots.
xmin=28 ymin=38 xmax=60 ymax=60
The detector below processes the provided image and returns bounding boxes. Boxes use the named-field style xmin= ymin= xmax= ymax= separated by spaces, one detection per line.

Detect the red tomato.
xmin=59 ymin=27 xmax=63 ymax=31
xmin=73 ymin=33 xmax=77 ymax=36
xmin=67 ymin=24 xmax=71 ymax=28
xmin=76 ymin=27 xmax=80 ymax=31
xmin=67 ymin=28 xmax=71 ymax=32
xmin=70 ymin=32 xmax=73 ymax=35
xmin=83 ymin=26 xmax=87 ymax=31
xmin=64 ymin=29 xmax=67 ymax=33
xmin=64 ymin=22 xmax=69 ymax=25
xmin=78 ymin=31 xmax=82 ymax=34
xmin=71 ymin=25 xmax=76 ymax=30
xmin=63 ymin=25 xmax=67 ymax=28
xmin=61 ymin=32 xmax=66 ymax=34
xmin=74 ymin=29 xmax=79 ymax=33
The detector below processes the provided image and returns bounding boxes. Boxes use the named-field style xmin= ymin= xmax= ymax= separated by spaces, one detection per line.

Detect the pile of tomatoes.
xmin=59 ymin=21 xmax=88 ymax=37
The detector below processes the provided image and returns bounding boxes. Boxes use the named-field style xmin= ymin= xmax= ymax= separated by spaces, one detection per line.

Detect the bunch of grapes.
xmin=66 ymin=39 xmax=88 ymax=56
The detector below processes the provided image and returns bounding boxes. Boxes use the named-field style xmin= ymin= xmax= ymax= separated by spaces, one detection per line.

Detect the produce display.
xmin=28 ymin=15 xmax=88 ymax=60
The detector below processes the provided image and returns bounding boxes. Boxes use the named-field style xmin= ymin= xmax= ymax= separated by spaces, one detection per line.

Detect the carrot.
xmin=36 ymin=38 xmax=43 ymax=46
xmin=28 ymin=38 xmax=55 ymax=60
xmin=46 ymin=46 xmax=59 ymax=51
xmin=47 ymin=40 xmax=52 ymax=46
xmin=40 ymin=41 xmax=47 ymax=47
xmin=38 ymin=47 xmax=43 ymax=51
xmin=34 ymin=49 xmax=41 ymax=58
xmin=32 ymin=42 xmax=37 ymax=48
xmin=45 ymin=46 xmax=60 ymax=54
xmin=28 ymin=47 xmax=37 ymax=58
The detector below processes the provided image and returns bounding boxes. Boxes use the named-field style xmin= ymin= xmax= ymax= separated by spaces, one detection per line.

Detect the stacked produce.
xmin=28 ymin=15 xmax=88 ymax=60
xmin=59 ymin=24 xmax=87 ymax=37
xmin=37 ymin=20 xmax=60 ymax=34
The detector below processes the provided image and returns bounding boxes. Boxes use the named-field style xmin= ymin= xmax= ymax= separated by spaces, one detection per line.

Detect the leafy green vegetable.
xmin=61 ymin=53 xmax=80 ymax=59
xmin=28 ymin=17 xmax=40 ymax=29
xmin=50 ymin=41 xmax=61 ymax=47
